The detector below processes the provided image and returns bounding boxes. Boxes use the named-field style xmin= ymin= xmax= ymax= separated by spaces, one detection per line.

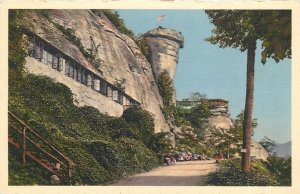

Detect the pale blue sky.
xmin=117 ymin=10 xmax=291 ymax=144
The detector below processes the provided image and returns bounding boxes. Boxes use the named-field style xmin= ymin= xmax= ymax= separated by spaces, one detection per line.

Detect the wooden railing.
xmin=8 ymin=110 xmax=75 ymax=177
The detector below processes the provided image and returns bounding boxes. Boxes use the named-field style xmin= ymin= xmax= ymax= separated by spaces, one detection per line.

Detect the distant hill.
xmin=273 ymin=141 xmax=291 ymax=158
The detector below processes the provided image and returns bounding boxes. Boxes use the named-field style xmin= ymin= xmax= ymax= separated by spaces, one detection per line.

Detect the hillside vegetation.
xmin=8 ymin=10 xmax=171 ymax=185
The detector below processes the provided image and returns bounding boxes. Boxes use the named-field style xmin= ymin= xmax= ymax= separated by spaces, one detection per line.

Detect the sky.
xmin=117 ymin=10 xmax=291 ymax=144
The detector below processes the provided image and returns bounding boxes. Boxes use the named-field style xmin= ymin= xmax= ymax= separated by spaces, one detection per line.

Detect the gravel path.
xmin=112 ymin=160 xmax=217 ymax=186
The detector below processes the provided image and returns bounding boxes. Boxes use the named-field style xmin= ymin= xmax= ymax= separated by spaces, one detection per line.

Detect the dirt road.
xmin=112 ymin=160 xmax=217 ymax=186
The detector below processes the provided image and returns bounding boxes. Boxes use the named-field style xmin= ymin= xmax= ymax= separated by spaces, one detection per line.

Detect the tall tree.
xmin=205 ymin=10 xmax=291 ymax=172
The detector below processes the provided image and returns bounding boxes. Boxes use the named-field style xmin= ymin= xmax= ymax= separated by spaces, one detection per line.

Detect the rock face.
xmin=206 ymin=99 xmax=233 ymax=132
xmin=22 ymin=10 xmax=173 ymax=132
xmin=143 ymin=27 xmax=184 ymax=80
xmin=251 ymin=140 xmax=268 ymax=160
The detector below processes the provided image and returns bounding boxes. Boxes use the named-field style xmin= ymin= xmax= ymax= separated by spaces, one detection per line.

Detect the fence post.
xmin=22 ymin=126 xmax=26 ymax=163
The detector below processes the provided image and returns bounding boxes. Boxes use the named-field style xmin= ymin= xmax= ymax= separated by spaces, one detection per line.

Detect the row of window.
xmin=27 ymin=34 xmax=140 ymax=107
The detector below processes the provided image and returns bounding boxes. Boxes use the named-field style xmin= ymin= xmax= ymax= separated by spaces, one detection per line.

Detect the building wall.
xmin=25 ymin=57 xmax=124 ymax=117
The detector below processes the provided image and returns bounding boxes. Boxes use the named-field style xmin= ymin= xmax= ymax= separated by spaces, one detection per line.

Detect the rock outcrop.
xmin=207 ymin=99 xmax=233 ymax=132
xmin=143 ymin=27 xmax=184 ymax=80
xmin=22 ymin=10 xmax=175 ymax=132
xmin=251 ymin=140 xmax=268 ymax=160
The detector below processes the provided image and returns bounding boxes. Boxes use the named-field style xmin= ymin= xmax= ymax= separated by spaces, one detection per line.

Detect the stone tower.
xmin=143 ymin=26 xmax=184 ymax=103
xmin=143 ymin=27 xmax=184 ymax=80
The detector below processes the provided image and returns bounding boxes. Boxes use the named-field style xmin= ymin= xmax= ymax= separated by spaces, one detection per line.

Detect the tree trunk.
xmin=241 ymin=41 xmax=256 ymax=172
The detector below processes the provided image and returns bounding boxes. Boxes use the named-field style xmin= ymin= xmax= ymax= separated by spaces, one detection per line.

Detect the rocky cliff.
xmin=143 ymin=27 xmax=184 ymax=80
xmin=22 ymin=10 xmax=186 ymax=132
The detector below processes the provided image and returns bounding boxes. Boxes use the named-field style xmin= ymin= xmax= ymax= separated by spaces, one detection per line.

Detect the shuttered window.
xmin=58 ymin=56 xmax=64 ymax=71
xmin=77 ymin=67 xmax=82 ymax=82
xmin=73 ymin=66 xmax=78 ymax=81
xmin=81 ymin=70 xmax=87 ymax=85
xmin=118 ymin=93 xmax=123 ymax=104
xmin=69 ymin=62 xmax=74 ymax=78
xmin=34 ymin=42 xmax=43 ymax=59
xmin=52 ymin=54 xmax=59 ymax=69
xmin=107 ymin=86 xmax=112 ymax=98
xmin=112 ymin=90 xmax=118 ymax=101
xmin=100 ymin=81 xmax=107 ymax=96
xmin=87 ymin=74 xmax=92 ymax=87
xmin=42 ymin=50 xmax=47 ymax=64
xmin=47 ymin=52 xmax=53 ymax=67
xmin=65 ymin=60 xmax=70 ymax=76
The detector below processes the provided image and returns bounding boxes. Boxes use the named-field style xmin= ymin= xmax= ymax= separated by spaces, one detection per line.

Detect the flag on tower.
xmin=157 ymin=15 xmax=165 ymax=22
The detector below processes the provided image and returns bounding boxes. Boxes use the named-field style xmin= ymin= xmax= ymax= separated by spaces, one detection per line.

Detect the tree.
xmin=259 ymin=136 xmax=277 ymax=153
xmin=207 ymin=111 xmax=257 ymax=158
xmin=157 ymin=70 xmax=174 ymax=106
xmin=205 ymin=10 xmax=291 ymax=172
xmin=185 ymin=101 xmax=210 ymax=139
xmin=188 ymin=92 xmax=207 ymax=101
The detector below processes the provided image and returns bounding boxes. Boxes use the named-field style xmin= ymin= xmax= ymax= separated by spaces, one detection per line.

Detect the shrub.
xmin=206 ymin=159 xmax=279 ymax=186
xmin=264 ymin=156 xmax=291 ymax=186
xmin=8 ymin=73 xmax=162 ymax=185
xmin=93 ymin=10 xmax=135 ymax=40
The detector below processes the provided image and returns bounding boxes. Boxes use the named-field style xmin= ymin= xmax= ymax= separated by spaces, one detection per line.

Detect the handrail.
xmin=9 ymin=122 xmax=68 ymax=168
xmin=8 ymin=110 xmax=74 ymax=166
xmin=8 ymin=110 xmax=75 ymax=174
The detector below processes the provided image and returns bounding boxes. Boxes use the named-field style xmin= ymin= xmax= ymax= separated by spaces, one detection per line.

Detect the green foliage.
xmin=52 ymin=23 xmax=95 ymax=62
xmin=187 ymin=92 xmax=207 ymax=101
xmin=9 ymin=10 xmax=27 ymax=70
xmin=206 ymin=159 xmax=279 ymax=186
xmin=185 ymin=101 xmax=210 ymax=139
xmin=8 ymin=9 xmax=170 ymax=185
xmin=207 ymin=111 xmax=258 ymax=157
xmin=136 ymin=36 xmax=150 ymax=59
xmin=259 ymin=136 xmax=277 ymax=153
xmin=157 ymin=70 xmax=174 ymax=106
xmin=9 ymin=145 xmax=51 ymax=185
xmin=176 ymin=126 xmax=204 ymax=153
xmin=8 ymin=72 xmax=166 ymax=185
xmin=205 ymin=10 xmax=291 ymax=64
xmin=161 ymin=105 xmax=190 ymax=127
xmin=263 ymin=156 xmax=291 ymax=186
xmin=92 ymin=10 xmax=135 ymax=40
xmin=122 ymin=106 xmax=173 ymax=156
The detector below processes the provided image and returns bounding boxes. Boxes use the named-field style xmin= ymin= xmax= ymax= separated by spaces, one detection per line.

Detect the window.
xmin=87 ymin=74 xmax=92 ymax=88
xmin=52 ymin=53 xmax=59 ymax=69
xmin=73 ymin=65 xmax=78 ymax=80
xmin=100 ymin=81 xmax=107 ymax=96
xmin=93 ymin=79 xmax=100 ymax=91
xmin=42 ymin=49 xmax=47 ymax=64
xmin=118 ymin=93 xmax=123 ymax=104
xmin=112 ymin=90 xmax=118 ymax=101
xmin=58 ymin=55 xmax=64 ymax=71
xmin=65 ymin=60 xmax=70 ymax=76
xmin=77 ymin=67 xmax=82 ymax=82
xmin=34 ymin=41 xmax=43 ymax=59
xmin=81 ymin=70 xmax=87 ymax=85
xmin=28 ymin=38 xmax=34 ymax=57
xmin=107 ymin=86 xmax=112 ymax=98
xmin=47 ymin=52 xmax=53 ymax=67
xmin=69 ymin=62 xmax=74 ymax=78
xmin=123 ymin=96 xmax=128 ymax=105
